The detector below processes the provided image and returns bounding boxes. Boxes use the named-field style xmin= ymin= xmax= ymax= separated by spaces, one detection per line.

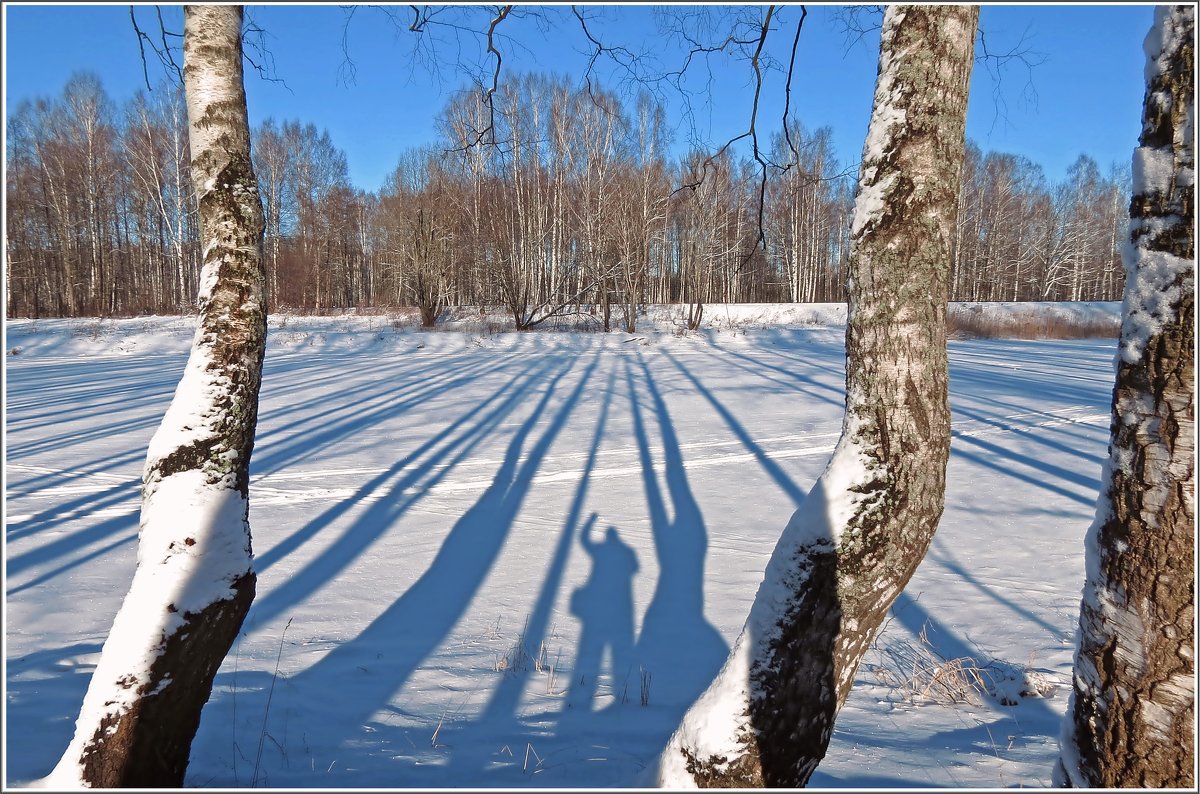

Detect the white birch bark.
xmin=656 ymin=5 xmax=977 ymax=787
xmin=42 ymin=5 xmax=266 ymax=787
xmin=1056 ymin=5 xmax=1194 ymax=788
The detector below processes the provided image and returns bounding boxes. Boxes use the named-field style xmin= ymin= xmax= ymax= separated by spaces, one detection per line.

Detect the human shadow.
xmin=566 ymin=521 xmax=640 ymax=710
xmin=442 ymin=373 xmax=617 ymax=780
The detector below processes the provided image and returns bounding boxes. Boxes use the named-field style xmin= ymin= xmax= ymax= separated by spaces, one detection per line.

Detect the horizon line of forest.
xmin=6 ymin=70 xmax=1131 ymax=327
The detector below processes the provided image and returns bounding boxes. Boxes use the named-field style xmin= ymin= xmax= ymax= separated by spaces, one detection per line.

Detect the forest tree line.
xmin=5 ymin=71 xmax=1131 ymax=324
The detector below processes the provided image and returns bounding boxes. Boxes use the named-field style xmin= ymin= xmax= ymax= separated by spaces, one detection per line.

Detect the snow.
xmin=1120 ymin=5 xmax=1195 ymax=368
xmin=5 ymin=303 xmax=1120 ymax=788
xmin=851 ymin=8 xmax=907 ymax=239
xmin=1131 ymin=146 xmax=1176 ymax=197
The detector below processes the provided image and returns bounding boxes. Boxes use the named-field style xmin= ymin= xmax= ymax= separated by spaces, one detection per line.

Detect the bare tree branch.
xmin=242 ymin=11 xmax=291 ymax=90
xmin=779 ymin=7 xmax=809 ymax=164
xmin=976 ymin=25 xmax=1047 ymax=135
xmin=674 ymin=5 xmax=785 ymax=262
xmin=480 ymin=5 xmax=515 ymax=146
xmin=129 ymin=5 xmax=183 ymax=90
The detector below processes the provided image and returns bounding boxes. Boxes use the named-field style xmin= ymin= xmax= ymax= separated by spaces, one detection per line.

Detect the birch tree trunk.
xmin=656 ymin=5 xmax=977 ymax=787
xmin=44 ymin=5 xmax=266 ymax=787
xmin=1055 ymin=5 xmax=1195 ymax=788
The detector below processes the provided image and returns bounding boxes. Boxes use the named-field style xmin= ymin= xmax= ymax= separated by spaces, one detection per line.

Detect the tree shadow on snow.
xmin=618 ymin=355 xmax=728 ymax=749
xmin=5 ymin=642 xmax=104 ymax=783
xmin=6 ymin=502 xmax=138 ymax=583
xmin=881 ymin=591 xmax=1065 ymax=756
xmin=245 ymin=354 xmax=565 ymax=630
xmin=661 ymin=349 xmax=808 ymax=503
xmin=250 ymin=351 xmax=513 ymax=475
xmin=236 ymin=353 xmax=599 ymax=784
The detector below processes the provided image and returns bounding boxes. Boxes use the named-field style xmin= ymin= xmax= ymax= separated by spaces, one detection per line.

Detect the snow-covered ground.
xmin=5 ymin=303 xmax=1119 ymax=788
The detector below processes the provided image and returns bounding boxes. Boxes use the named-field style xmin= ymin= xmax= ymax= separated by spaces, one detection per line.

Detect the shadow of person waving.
xmin=566 ymin=518 xmax=640 ymax=711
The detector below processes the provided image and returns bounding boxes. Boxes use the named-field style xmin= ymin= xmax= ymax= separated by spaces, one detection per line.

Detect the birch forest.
xmin=5 ymin=71 xmax=1130 ymax=322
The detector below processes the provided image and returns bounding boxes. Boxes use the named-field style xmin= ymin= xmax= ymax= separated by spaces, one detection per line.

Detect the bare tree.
xmin=1055 ymin=5 xmax=1194 ymax=787
xmin=7 ymin=6 xmax=1136 ymax=318
xmin=378 ymin=148 xmax=456 ymax=325
xmin=656 ymin=6 xmax=978 ymax=786
xmin=124 ymin=84 xmax=196 ymax=310
xmin=44 ymin=5 xmax=267 ymax=786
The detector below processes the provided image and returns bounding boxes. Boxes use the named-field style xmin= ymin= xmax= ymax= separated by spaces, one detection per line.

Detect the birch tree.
xmin=656 ymin=6 xmax=978 ymax=786
xmin=44 ymin=5 xmax=267 ymax=787
xmin=1055 ymin=5 xmax=1194 ymax=787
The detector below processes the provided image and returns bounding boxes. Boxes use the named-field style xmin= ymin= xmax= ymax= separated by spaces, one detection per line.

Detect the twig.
xmin=251 ymin=618 xmax=292 ymax=787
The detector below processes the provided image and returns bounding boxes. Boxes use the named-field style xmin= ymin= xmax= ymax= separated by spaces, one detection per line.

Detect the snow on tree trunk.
xmin=43 ymin=6 xmax=267 ymax=787
xmin=654 ymin=6 xmax=977 ymax=787
xmin=1055 ymin=6 xmax=1194 ymax=788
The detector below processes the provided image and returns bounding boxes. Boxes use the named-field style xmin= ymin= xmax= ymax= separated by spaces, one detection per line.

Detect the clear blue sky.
xmin=4 ymin=3 xmax=1154 ymax=193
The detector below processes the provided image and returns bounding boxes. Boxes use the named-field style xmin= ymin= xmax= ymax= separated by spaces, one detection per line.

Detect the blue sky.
xmin=4 ymin=3 xmax=1154 ymax=193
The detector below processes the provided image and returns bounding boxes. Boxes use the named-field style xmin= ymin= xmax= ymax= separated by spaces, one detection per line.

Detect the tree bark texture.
xmin=656 ymin=5 xmax=977 ymax=787
xmin=1056 ymin=6 xmax=1194 ymax=788
xmin=46 ymin=5 xmax=267 ymax=787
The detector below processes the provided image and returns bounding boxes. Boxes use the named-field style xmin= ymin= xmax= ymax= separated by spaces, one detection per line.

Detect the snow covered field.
xmin=5 ymin=303 xmax=1119 ymax=788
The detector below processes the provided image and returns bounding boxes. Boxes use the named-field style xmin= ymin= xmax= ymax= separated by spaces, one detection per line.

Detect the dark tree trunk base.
xmin=81 ymin=574 xmax=255 ymax=788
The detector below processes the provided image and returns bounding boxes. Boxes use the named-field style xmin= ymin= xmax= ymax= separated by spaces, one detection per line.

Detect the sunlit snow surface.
xmin=5 ymin=304 xmax=1117 ymax=788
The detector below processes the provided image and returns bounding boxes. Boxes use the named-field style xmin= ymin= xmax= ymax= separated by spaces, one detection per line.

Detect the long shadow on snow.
xmin=922 ymin=544 xmax=1073 ymax=639
xmin=662 ymin=349 xmax=808 ymax=503
xmin=460 ymin=355 xmax=730 ymax=784
xmin=250 ymin=352 xmax=511 ymax=475
xmin=6 ymin=477 xmax=137 ymax=542
xmin=246 ymin=355 xmax=563 ymax=630
xmin=254 ymin=348 xmax=500 ymax=435
xmin=269 ymin=354 xmax=597 ymax=768
xmin=7 ymin=496 xmax=138 ymax=578
xmin=441 ymin=371 xmax=617 ymax=781
xmin=950 ymin=395 xmax=1112 ymax=452
xmin=5 ymin=357 xmax=183 ymax=458
xmin=5 ymin=446 xmax=153 ymax=503
xmin=7 ymin=354 xmax=514 ymax=595
xmin=7 ymin=525 xmax=137 ymax=597
xmin=6 ymin=411 xmax=167 ymax=460
xmin=951 ymin=403 xmax=1108 ymax=477
xmin=621 ymin=354 xmax=727 ymax=723
xmin=949 ymin=438 xmax=1099 ymax=509
xmin=4 ymin=642 xmax=104 ymax=784
xmin=947 ymin=341 xmax=1114 ymax=408
xmin=696 ymin=342 xmax=845 ymax=410
xmin=7 ymin=354 xmax=502 ymax=556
